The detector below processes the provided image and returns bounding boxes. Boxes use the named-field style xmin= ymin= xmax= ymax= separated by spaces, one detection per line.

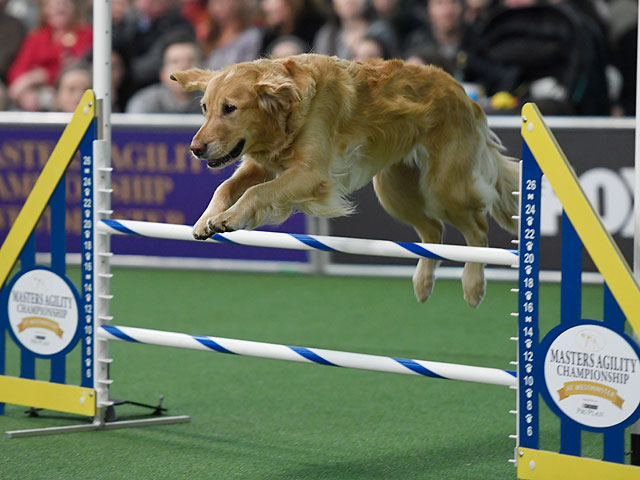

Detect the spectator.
xmin=7 ymin=0 xmax=92 ymax=111
xmin=266 ymin=34 xmax=308 ymax=57
xmin=54 ymin=62 xmax=91 ymax=112
xmin=202 ymin=0 xmax=262 ymax=71
xmin=0 ymin=81 xmax=7 ymax=110
xmin=125 ymin=39 xmax=202 ymax=114
xmin=352 ymin=32 xmax=396 ymax=60
xmin=259 ymin=0 xmax=327 ymax=55
xmin=405 ymin=44 xmax=455 ymax=74
xmin=5 ymin=0 xmax=39 ymax=31
xmin=314 ymin=0 xmax=395 ymax=60
xmin=111 ymin=48 xmax=129 ymax=112
xmin=113 ymin=0 xmax=195 ymax=100
xmin=0 ymin=0 xmax=25 ymax=83
xmin=84 ymin=45 xmax=130 ymax=112
xmin=609 ymin=0 xmax=637 ymax=115
xmin=405 ymin=0 xmax=467 ymax=71
xmin=112 ymin=0 xmax=131 ymax=24
xmin=464 ymin=0 xmax=495 ymax=23
xmin=371 ymin=0 xmax=423 ymax=51
xmin=181 ymin=0 xmax=210 ymax=43
xmin=501 ymin=0 xmax=531 ymax=6
xmin=463 ymin=0 xmax=611 ymax=115
xmin=551 ymin=0 xmax=610 ymax=39
xmin=7 ymin=73 xmax=54 ymax=111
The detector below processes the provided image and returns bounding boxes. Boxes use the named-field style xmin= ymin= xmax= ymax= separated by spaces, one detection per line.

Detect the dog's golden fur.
xmin=171 ymin=54 xmax=519 ymax=307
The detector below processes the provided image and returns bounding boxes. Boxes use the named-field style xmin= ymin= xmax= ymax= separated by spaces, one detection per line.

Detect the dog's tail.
xmin=490 ymin=153 xmax=520 ymax=234
xmin=486 ymin=130 xmax=520 ymax=235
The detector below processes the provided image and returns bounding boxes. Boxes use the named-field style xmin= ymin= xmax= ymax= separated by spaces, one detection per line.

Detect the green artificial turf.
xmin=0 ymin=268 xmax=627 ymax=479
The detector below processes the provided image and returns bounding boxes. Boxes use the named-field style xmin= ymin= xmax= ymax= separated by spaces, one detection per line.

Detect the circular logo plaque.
xmin=543 ymin=324 xmax=640 ymax=429
xmin=7 ymin=268 xmax=79 ymax=357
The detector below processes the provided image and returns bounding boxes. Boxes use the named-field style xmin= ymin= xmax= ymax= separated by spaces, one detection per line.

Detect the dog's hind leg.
xmin=446 ymin=209 xmax=490 ymax=308
xmin=373 ymin=162 xmax=444 ymax=303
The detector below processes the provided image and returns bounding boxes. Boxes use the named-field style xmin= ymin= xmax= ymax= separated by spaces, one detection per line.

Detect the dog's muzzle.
xmin=206 ymin=139 xmax=246 ymax=169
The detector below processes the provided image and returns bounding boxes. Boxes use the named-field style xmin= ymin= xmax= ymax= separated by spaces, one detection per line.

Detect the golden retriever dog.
xmin=171 ymin=54 xmax=519 ymax=307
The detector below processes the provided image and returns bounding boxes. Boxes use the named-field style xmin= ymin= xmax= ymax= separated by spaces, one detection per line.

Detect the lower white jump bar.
xmin=99 ymin=325 xmax=517 ymax=388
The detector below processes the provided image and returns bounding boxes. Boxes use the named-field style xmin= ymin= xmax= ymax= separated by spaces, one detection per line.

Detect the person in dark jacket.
xmin=405 ymin=0 xmax=469 ymax=79
xmin=259 ymin=0 xmax=327 ymax=56
xmin=113 ymin=0 xmax=195 ymax=102
xmin=462 ymin=0 xmax=611 ymax=115
xmin=125 ymin=39 xmax=202 ymax=114
xmin=0 ymin=0 xmax=25 ymax=84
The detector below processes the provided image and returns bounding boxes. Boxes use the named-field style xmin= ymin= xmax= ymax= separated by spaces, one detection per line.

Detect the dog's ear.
xmin=170 ymin=69 xmax=212 ymax=92
xmin=281 ymin=58 xmax=316 ymax=103
xmin=254 ymin=77 xmax=301 ymax=115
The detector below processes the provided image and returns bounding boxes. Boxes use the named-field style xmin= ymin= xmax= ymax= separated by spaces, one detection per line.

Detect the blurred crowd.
xmin=0 ymin=0 xmax=637 ymax=115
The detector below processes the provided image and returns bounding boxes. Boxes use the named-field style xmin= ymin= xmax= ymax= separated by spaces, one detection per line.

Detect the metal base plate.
xmin=6 ymin=415 xmax=191 ymax=438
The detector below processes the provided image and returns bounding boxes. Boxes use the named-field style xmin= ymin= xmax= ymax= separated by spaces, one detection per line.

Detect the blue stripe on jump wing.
xmin=396 ymin=242 xmax=445 ymax=260
xmin=507 ymin=370 xmax=516 ymax=377
xmin=290 ymin=234 xmax=336 ymax=252
xmin=193 ymin=336 xmax=236 ymax=354
xmin=289 ymin=346 xmax=337 ymax=366
xmin=393 ymin=358 xmax=445 ymax=379
xmin=102 ymin=219 xmax=140 ymax=236
xmin=102 ymin=325 xmax=140 ymax=343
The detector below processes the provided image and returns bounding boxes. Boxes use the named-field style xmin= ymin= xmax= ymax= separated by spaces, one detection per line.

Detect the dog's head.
xmin=171 ymin=59 xmax=312 ymax=169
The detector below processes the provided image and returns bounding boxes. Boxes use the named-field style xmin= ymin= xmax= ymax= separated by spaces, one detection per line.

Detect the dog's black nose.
xmin=190 ymin=141 xmax=207 ymax=158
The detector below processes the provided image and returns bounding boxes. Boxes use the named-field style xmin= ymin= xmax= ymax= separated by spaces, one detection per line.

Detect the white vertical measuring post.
xmin=87 ymin=1 xmax=190 ymax=432
xmin=92 ymin=0 xmax=114 ymax=426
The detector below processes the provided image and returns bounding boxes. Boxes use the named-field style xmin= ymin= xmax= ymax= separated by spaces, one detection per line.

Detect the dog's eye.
xmin=223 ymin=104 xmax=237 ymax=115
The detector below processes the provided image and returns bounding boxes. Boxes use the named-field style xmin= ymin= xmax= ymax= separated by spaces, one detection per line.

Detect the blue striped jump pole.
xmin=99 ymin=219 xmax=519 ymax=267
xmin=98 ymin=325 xmax=517 ymax=387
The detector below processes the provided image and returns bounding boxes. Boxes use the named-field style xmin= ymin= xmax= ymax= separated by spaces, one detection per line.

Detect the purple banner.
xmin=0 ymin=123 xmax=307 ymax=262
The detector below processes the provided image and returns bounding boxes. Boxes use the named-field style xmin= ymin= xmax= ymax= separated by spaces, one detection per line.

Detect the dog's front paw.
xmin=207 ymin=209 xmax=244 ymax=233
xmin=193 ymin=207 xmax=248 ymax=239
xmin=193 ymin=218 xmax=213 ymax=240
